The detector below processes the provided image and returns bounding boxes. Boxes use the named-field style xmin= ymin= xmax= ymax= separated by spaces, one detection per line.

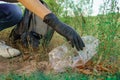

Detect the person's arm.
xmin=18 ymin=0 xmax=51 ymax=19
xmin=18 ymin=0 xmax=85 ymax=51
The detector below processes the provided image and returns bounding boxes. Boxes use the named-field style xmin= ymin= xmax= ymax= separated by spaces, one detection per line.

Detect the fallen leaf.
xmin=79 ymin=69 xmax=92 ymax=75
xmin=97 ymin=65 xmax=110 ymax=72
xmin=23 ymin=55 xmax=30 ymax=61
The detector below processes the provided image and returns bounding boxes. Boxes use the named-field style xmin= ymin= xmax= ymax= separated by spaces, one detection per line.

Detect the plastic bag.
xmin=49 ymin=36 xmax=99 ymax=72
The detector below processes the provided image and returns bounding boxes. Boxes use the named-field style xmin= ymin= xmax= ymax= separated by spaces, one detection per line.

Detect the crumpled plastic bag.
xmin=49 ymin=36 xmax=99 ymax=72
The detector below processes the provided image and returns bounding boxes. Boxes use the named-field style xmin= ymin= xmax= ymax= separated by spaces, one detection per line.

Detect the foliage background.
xmin=0 ymin=0 xmax=120 ymax=79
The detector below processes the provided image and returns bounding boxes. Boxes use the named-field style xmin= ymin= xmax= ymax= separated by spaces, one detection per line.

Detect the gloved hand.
xmin=43 ymin=13 xmax=85 ymax=51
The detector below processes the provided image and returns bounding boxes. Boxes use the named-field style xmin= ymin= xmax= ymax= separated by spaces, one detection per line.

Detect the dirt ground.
xmin=0 ymin=28 xmax=119 ymax=75
xmin=0 ymin=45 xmax=118 ymax=75
xmin=0 ymin=28 xmax=61 ymax=75
xmin=0 ymin=28 xmax=65 ymax=75
xmin=0 ymin=55 xmax=52 ymax=74
xmin=0 ymin=43 xmax=52 ymax=75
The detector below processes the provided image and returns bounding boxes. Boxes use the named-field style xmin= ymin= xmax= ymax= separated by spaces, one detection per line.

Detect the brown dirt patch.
xmin=0 ymin=28 xmax=65 ymax=75
xmin=0 ymin=56 xmax=52 ymax=75
xmin=0 ymin=28 xmax=119 ymax=75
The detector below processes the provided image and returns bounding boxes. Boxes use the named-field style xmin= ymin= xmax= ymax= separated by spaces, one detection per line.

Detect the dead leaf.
xmin=97 ymin=65 xmax=110 ymax=72
xmin=79 ymin=69 xmax=92 ymax=75
xmin=23 ymin=55 xmax=30 ymax=61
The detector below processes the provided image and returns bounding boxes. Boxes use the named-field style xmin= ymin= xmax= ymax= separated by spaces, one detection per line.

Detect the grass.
xmin=0 ymin=72 xmax=120 ymax=80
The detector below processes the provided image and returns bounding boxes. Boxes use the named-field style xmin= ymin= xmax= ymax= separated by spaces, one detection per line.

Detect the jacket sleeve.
xmin=3 ymin=0 xmax=18 ymax=2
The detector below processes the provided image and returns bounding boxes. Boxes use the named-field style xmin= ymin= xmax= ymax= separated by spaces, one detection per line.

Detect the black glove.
xmin=43 ymin=13 xmax=85 ymax=51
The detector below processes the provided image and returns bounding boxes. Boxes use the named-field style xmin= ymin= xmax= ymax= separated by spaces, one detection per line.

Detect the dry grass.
xmin=0 ymin=27 xmax=67 ymax=74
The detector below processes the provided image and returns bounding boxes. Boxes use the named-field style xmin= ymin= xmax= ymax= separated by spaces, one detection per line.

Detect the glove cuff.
xmin=43 ymin=13 xmax=59 ymax=29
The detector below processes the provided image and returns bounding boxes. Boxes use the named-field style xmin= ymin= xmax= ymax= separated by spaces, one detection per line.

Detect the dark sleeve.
xmin=3 ymin=0 xmax=18 ymax=2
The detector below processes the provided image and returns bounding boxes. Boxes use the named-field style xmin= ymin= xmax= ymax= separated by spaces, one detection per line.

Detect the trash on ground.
xmin=0 ymin=41 xmax=21 ymax=58
xmin=49 ymin=36 xmax=99 ymax=72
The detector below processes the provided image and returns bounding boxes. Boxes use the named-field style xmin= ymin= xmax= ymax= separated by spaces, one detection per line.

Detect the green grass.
xmin=0 ymin=72 xmax=120 ymax=80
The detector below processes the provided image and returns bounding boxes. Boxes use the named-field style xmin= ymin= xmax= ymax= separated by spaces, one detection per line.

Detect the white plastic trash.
xmin=49 ymin=45 xmax=72 ymax=72
xmin=72 ymin=36 xmax=99 ymax=67
xmin=0 ymin=41 xmax=21 ymax=58
xmin=49 ymin=36 xmax=99 ymax=72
